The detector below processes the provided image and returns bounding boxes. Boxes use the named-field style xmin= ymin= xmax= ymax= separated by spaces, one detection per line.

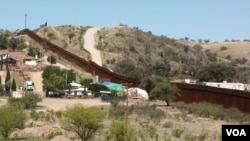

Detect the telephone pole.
xmin=25 ymin=13 xmax=27 ymax=28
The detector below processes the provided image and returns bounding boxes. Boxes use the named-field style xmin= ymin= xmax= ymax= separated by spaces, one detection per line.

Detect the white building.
xmin=65 ymin=81 xmax=91 ymax=96
xmin=204 ymin=81 xmax=246 ymax=91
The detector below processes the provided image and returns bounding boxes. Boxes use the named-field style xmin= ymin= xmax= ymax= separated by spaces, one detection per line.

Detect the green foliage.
xmin=88 ymin=83 xmax=109 ymax=94
xmin=0 ymin=105 xmax=26 ymax=138
xmin=172 ymin=128 xmax=184 ymax=138
xmin=47 ymin=55 xmax=57 ymax=64
xmin=11 ymin=79 xmax=16 ymax=91
xmin=206 ymin=52 xmax=217 ymax=62
xmin=149 ymin=81 xmax=180 ymax=106
xmin=173 ymin=102 xmax=250 ymax=122
xmin=195 ymin=63 xmax=236 ymax=82
xmin=115 ymin=32 xmax=125 ymax=38
xmin=46 ymin=130 xmax=63 ymax=140
xmin=0 ymin=31 xmax=9 ymax=49
xmin=233 ymin=57 xmax=248 ymax=65
xmin=193 ymin=44 xmax=202 ymax=52
xmin=42 ymin=66 xmax=76 ymax=94
xmin=106 ymin=120 xmax=136 ymax=141
xmin=132 ymin=104 xmax=165 ymax=123
xmin=5 ymin=69 xmax=11 ymax=93
xmin=63 ymin=104 xmax=105 ymax=141
xmin=8 ymin=93 xmax=42 ymax=109
xmin=28 ymin=47 xmax=43 ymax=58
xmin=108 ymin=105 xmax=127 ymax=119
xmin=41 ymin=40 xmax=49 ymax=51
xmin=162 ymin=121 xmax=173 ymax=128
xmin=8 ymin=37 xmax=27 ymax=51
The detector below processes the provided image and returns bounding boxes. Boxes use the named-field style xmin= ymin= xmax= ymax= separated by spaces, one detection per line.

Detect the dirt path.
xmin=37 ymin=98 xmax=110 ymax=111
xmin=83 ymin=28 xmax=102 ymax=66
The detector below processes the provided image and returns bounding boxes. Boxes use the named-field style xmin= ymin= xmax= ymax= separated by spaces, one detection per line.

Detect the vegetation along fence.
xmin=19 ymin=29 xmax=140 ymax=87
xmin=174 ymin=83 xmax=250 ymax=113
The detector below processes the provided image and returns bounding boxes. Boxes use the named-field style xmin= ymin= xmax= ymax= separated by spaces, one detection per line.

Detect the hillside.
xmin=35 ymin=25 xmax=209 ymax=78
xmin=2 ymin=25 xmax=250 ymax=83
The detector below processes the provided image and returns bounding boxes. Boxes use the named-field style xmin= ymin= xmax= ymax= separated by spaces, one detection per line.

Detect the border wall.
xmin=19 ymin=29 xmax=140 ymax=87
xmin=174 ymin=83 xmax=250 ymax=113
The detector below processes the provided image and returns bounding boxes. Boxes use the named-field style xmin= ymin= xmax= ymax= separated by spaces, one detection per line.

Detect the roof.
xmin=23 ymin=55 xmax=37 ymax=60
xmin=1 ymin=51 xmax=29 ymax=61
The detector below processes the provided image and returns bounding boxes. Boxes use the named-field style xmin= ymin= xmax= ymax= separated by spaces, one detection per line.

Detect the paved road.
xmin=84 ymin=28 xmax=102 ymax=66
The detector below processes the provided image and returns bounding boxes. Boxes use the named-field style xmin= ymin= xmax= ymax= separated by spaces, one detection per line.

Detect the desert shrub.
xmin=185 ymin=134 xmax=197 ymax=141
xmin=39 ymin=111 xmax=45 ymax=120
xmin=148 ymin=126 xmax=157 ymax=138
xmin=55 ymin=111 xmax=63 ymax=119
xmin=220 ymin=46 xmax=227 ymax=51
xmin=8 ymin=93 xmax=42 ymax=109
xmin=134 ymin=104 xmax=165 ymax=122
xmin=110 ymin=99 xmax=120 ymax=107
xmin=172 ymin=128 xmax=184 ymax=138
xmin=46 ymin=130 xmax=63 ymax=140
xmin=0 ymin=105 xmax=26 ymax=138
xmin=162 ymin=121 xmax=173 ymax=128
xmin=173 ymin=102 xmax=250 ymax=123
xmin=106 ymin=120 xmax=136 ymax=141
xmin=63 ymin=104 xmax=105 ymax=141
xmin=115 ymin=32 xmax=125 ymax=38
xmin=30 ymin=109 xmax=40 ymax=121
xmin=198 ymin=132 xmax=208 ymax=141
xmin=22 ymin=93 xmax=42 ymax=109
xmin=7 ymin=97 xmax=24 ymax=108
xmin=108 ymin=105 xmax=127 ymax=119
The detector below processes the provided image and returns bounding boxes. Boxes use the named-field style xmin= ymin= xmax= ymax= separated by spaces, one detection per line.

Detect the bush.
xmin=47 ymin=55 xmax=56 ymax=64
xmin=8 ymin=93 xmax=42 ymax=109
xmin=109 ymin=105 xmax=127 ymax=119
xmin=172 ymin=128 xmax=184 ymax=138
xmin=162 ymin=121 xmax=173 ymax=128
xmin=63 ymin=104 xmax=105 ymax=141
xmin=106 ymin=120 xmax=136 ymax=141
xmin=0 ymin=105 xmax=26 ymax=138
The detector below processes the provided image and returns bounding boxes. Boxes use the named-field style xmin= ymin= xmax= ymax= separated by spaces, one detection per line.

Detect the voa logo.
xmin=226 ymin=129 xmax=246 ymax=136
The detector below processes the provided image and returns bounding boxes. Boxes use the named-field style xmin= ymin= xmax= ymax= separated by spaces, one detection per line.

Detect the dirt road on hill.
xmin=84 ymin=28 xmax=102 ymax=66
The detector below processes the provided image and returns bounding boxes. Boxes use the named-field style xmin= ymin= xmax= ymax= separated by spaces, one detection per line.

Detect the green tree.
xmin=63 ymin=104 xmax=105 ymax=141
xmin=42 ymin=66 xmax=76 ymax=94
xmin=47 ymin=55 xmax=56 ymax=64
xmin=106 ymin=120 xmax=136 ymax=141
xmin=11 ymin=78 xmax=16 ymax=91
xmin=0 ymin=105 xmax=26 ymax=138
xmin=5 ymin=69 xmax=11 ymax=94
xmin=0 ymin=31 xmax=8 ymax=49
xmin=195 ymin=63 xmax=236 ymax=82
xmin=149 ymin=81 xmax=180 ymax=106
xmin=43 ymin=73 xmax=65 ymax=94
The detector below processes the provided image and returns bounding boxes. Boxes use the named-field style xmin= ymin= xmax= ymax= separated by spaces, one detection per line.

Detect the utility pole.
xmin=25 ymin=13 xmax=27 ymax=29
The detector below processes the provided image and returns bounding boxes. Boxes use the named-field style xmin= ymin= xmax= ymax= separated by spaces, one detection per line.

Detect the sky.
xmin=1 ymin=0 xmax=250 ymax=42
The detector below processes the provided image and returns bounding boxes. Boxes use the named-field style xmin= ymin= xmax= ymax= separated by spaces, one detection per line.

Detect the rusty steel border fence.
xmin=19 ymin=29 xmax=141 ymax=87
xmin=174 ymin=83 xmax=250 ymax=113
